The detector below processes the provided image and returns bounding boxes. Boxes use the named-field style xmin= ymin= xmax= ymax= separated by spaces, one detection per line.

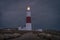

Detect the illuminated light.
xmin=27 ymin=6 xmax=30 ymax=10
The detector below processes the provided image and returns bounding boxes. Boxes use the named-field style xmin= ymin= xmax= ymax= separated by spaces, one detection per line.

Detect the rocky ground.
xmin=0 ymin=30 xmax=60 ymax=40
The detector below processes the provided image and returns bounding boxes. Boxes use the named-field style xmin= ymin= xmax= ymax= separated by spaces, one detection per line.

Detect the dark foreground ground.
xmin=0 ymin=29 xmax=60 ymax=40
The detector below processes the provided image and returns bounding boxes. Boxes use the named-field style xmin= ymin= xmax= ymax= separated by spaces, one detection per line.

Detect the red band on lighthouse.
xmin=26 ymin=17 xmax=31 ymax=23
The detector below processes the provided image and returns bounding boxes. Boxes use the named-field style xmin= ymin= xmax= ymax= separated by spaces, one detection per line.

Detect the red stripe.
xmin=26 ymin=17 xmax=31 ymax=23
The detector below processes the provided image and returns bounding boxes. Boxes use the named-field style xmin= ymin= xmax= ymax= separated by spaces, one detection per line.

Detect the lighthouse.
xmin=26 ymin=6 xmax=32 ymax=30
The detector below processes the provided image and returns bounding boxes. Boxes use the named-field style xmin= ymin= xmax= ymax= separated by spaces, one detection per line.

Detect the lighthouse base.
xmin=26 ymin=23 xmax=32 ymax=30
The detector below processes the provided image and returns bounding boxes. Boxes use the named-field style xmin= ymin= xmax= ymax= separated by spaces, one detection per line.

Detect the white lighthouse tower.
xmin=26 ymin=6 xmax=32 ymax=30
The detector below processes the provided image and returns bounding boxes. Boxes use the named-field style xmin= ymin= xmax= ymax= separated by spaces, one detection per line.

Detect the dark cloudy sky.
xmin=0 ymin=0 xmax=60 ymax=30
